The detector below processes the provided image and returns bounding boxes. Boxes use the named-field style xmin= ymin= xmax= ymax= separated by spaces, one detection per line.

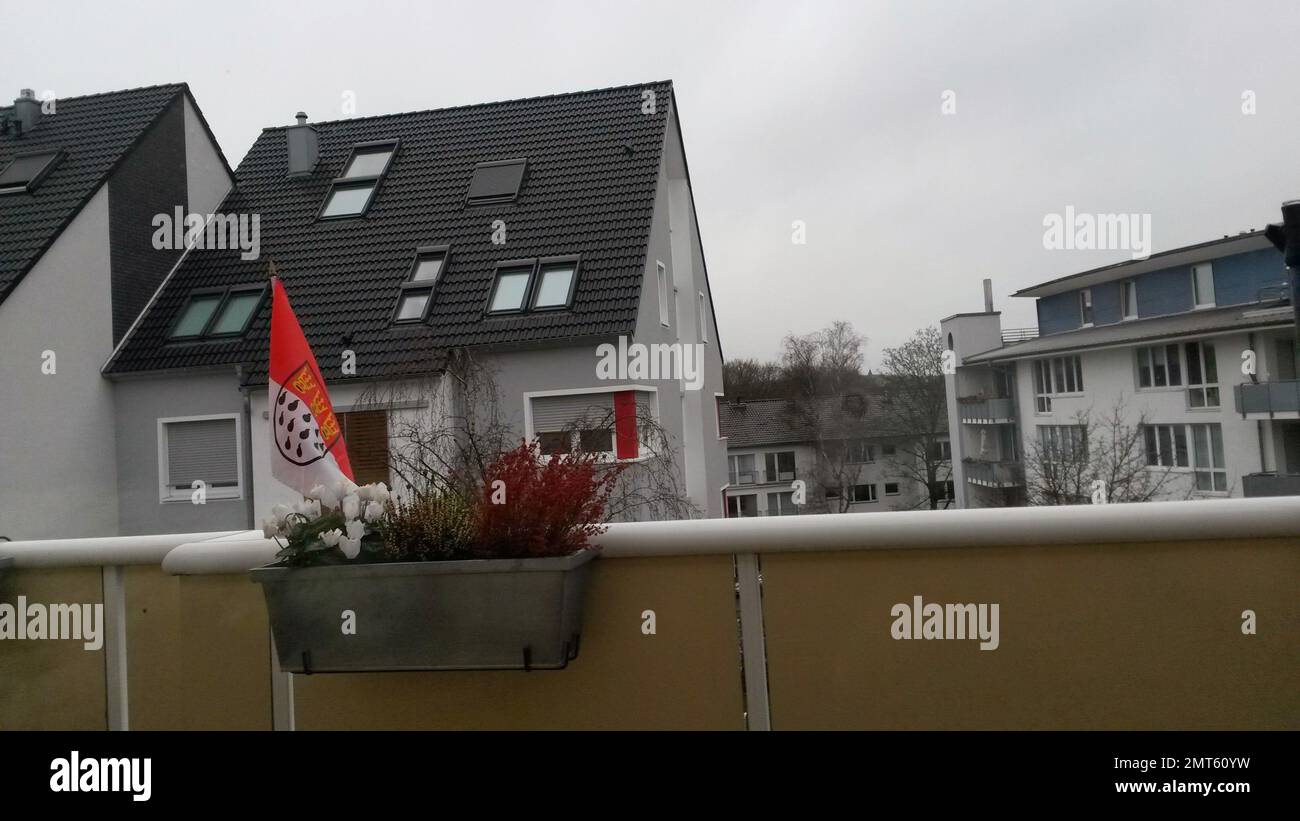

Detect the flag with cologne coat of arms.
xmin=268 ymin=275 xmax=354 ymax=494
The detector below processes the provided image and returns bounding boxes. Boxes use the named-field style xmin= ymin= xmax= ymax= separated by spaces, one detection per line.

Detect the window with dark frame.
xmin=169 ymin=286 xmax=265 ymax=340
xmin=466 ymin=158 xmax=527 ymax=204
xmin=319 ymin=141 xmax=398 ymax=220
xmin=0 ymin=151 xmax=61 ymax=194
xmin=486 ymin=258 xmax=579 ymax=315
xmin=392 ymin=248 xmax=448 ymax=324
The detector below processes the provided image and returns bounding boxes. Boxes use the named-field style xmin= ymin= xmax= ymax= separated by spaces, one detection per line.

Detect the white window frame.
xmin=884 ymin=482 xmax=901 ymax=496
xmin=1032 ymin=355 xmax=1084 ymax=413
xmin=1079 ymin=289 xmax=1093 ymax=327
xmin=698 ymin=291 xmax=708 ymax=342
xmin=729 ymin=453 xmax=759 ymax=485
xmin=656 ymin=261 xmax=670 ymax=326
xmin=1143 ymin=422 xmax=1228 ymax=493
xmin=1192 ymin=263 xmax=1215 ymax=309
xmin=1121 ymin=280 xmax=1138 ymax=320
xmin=1184 ymin=340 xmax=1220 ymax=409
xmin=1135 ymin=343 xmax=1183 ymax=390
xmin=850 ymin=483 xmax=878 ymax=504
xmin=156 ymin=413 xmax=244 ymax=503
xmin=726 ymin=493 xmax=759 ymax=518
xmin=522 ymin=384 xmax=659 ymax=464
xmin=766 ymin=490 xmax=797 ymax=516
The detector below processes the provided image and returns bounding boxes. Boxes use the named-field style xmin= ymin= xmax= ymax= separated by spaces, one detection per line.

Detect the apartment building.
xmin=942 ymin=232 xmax=1300 ymax=508
xmin=718 ymin=393 xmax=952 ymax=516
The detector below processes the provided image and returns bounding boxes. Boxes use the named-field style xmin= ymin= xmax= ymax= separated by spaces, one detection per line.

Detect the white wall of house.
xmin=0 ymin=188 xmax=120 ymax=540
xmin=624 ymin=102 xmax=726 ymax=518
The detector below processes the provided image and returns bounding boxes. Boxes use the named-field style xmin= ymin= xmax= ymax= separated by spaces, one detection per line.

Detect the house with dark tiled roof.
xmin=0 ymin=84 xmax=232 ymax=540
xmin=100 ymin=81 xmax=726 ymax=533
xmin=718 ymin=388 xmax=951 ymax=516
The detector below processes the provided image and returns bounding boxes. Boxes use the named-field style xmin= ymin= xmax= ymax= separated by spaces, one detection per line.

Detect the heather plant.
xmin=377 ymin=492 xmax=476 ymax=562
xmin=473 ymin=440 xmax=622 ymax=559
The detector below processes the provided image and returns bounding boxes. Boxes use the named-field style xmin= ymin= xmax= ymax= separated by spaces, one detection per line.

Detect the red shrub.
xmin=475 ymin=440 xmax=623 ymax=558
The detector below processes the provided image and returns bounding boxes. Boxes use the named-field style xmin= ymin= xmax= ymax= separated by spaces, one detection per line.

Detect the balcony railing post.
xmin=102 ymin=565 xmax=129 ymax=731
xmin=734 ymin=553 xmax=771 ymax=731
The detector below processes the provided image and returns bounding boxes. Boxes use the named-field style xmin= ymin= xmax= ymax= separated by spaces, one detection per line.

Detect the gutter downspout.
xmin=235 ymin=364 xmax=256 ymax=530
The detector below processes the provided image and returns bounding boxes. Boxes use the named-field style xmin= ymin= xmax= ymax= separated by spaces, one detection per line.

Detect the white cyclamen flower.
xmin=334 ymin=478 xmax=359 ymax=499
xmin=270 ymin=503 xmax=292 ymax=525
xmin=315 ymin=484 xmax=340 ymax=510
xmin=261 ymin=517 xmax=281 ymax=539
xmin=370 ymin=482 xmax=391 ymax=504
xmin=293 ymin=498 xmax=321 ymax=520
xmin=306 ymin=484 xmax=326 ymax=501
xmin=320 ymin=528 xmax=343 ymax=547
xmin=341 ymin=493 xmax=361 ymax=521
xmin=363 ymin=500 xmax=384 ymax=522
xmin=339 ymin=536 xmax=362 ymax=560
xmin=345 ymin=519 xmax=366 ymax=541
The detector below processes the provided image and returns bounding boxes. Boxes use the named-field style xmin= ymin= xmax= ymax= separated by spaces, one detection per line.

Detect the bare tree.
xmin=352 ymin=348 xmax=698 ymax=522
xmin=721 ymin=357 xmax=786 ymax=399
xmin=779 ymin=323 xmax=871 ymax=513
xmin=1023 ymin=397 xmax=1190 ymax=505
xmin=878 ymin=326 xmax=952 ymax=510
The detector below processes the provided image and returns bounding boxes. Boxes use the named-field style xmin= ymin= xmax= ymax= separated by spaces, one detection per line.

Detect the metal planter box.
xmin=250 ymin=550 xmax=596 ymax=673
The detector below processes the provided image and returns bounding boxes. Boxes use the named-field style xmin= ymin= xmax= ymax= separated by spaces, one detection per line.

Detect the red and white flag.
xmin=268 ymin=276 xmax=354 ymax=495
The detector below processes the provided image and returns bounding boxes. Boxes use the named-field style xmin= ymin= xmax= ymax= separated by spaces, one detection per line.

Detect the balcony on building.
xmin=1235 ymin=380 xmax=1300 ymax=419
xmin=963 ymin=457 xmax=1023 ymax=487
xmin=958 ymin=395 xmax=1016 ymax=424
xmin=1242 ymin=471 xmax=1300 ymax=497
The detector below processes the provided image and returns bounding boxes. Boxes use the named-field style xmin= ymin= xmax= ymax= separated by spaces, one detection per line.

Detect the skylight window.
xmin=342 ymin=146 xmax=395 ymax=178
xmin=169 ymin=286 xmax=265 ymax=340
xmin=467 ymin=158 xmax=527 ymax=204
xmin=488 ymin=265 xmax=533 ymax=313
xmin=318 ymin=141 xmax=398 ymax=220
xmin=0 ymin=151 xmax=61 ymax=194
xmin=532 ymin=262 xmax=576 ymax=309
xmin=486 ymin=257 xmax=579 ymax=315
xmin=391 ymin=247 xmax=448 ymax=324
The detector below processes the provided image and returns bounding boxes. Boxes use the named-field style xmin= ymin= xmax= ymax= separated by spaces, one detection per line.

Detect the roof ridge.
xmin=262 ymin=79 xmax=674 ymax=132
xmin=1 ymin=82 xmax=186 ymax=107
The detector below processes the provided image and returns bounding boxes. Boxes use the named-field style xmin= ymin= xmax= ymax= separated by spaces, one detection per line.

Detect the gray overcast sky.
xmin=5 ymin=0 xmax=1300 ymax=368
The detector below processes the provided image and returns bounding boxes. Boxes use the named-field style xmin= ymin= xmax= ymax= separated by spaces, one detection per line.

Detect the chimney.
xmin=982 ymin=278 xmax=994 ymax=313
xmin=286 ymin=111 xmax=318 ymax=177
xmin=13 ymin=88 xmax=40 ymax=133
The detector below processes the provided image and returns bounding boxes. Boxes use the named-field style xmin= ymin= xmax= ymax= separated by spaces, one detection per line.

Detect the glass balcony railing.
xmin=1235 ymin=380 xmax=1300 ymax=415
xmin=963 ymin=458 xmax=1023 ymax=487
xmin=1242 ymin=472 xmax=1300 ymax=497
xmin=729 ymin=468 xmax=797 ymax=485
xmin=958 ymin=397 xmax=1015 ymax=422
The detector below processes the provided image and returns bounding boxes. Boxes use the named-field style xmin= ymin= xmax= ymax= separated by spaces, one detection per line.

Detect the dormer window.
xmin=318 ymin=141 xmax=398 ymax=219
xmin=486 ymin=257 xmax=579 ymax=315
xmin=169 ymin=285 xmax=265 ymax=340
xmin=466 ymin=158 xmax=527 ymax=205
xmin=392 ymin=247 xmax=448 ymax=324
xmin=1079 ymin=288 xmax=1093 ymax=327
xmin=0 ymin=150 xmax=61 ymax=194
